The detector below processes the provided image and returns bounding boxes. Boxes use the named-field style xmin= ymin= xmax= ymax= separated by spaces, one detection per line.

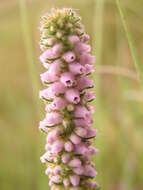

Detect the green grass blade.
xmin=19 ymin=0 xmax=41 ymax=118
xmin=116 ymin=0 xmax=143 ymax=86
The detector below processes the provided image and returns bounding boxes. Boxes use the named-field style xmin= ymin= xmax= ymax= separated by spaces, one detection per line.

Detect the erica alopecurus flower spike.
xmin=39 ymin=8 xmax=98 ymax=190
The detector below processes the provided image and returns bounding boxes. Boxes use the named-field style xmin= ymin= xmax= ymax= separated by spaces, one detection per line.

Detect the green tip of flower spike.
xmin=40 ymin=8 xmax=83 ymax=43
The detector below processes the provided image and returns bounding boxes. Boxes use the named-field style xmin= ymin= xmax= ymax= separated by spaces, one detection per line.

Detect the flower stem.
xmin=116 ymin=0 xmax=143 ymax=86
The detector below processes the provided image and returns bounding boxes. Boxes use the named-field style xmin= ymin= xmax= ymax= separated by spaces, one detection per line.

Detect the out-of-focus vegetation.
xmin=0 ymin=0 xmax=143 ymax=190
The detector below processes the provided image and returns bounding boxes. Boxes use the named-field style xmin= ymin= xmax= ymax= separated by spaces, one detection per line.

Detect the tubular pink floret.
xmin=39 ymin=8 xmax=98 ymax=190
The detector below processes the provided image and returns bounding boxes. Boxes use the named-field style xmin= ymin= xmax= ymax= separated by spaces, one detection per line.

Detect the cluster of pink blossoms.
xmin=39 ymin=8 xmax=98 ymax=190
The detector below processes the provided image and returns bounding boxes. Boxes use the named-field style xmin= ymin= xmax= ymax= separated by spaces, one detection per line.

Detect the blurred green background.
xmin=0 ymin=0 xmax=143 ymax=190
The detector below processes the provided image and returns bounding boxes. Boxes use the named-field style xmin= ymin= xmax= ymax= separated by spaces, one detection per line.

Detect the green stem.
xmin=116 ymin=0 xmax=143 ymax=86
xmin=19 ymin=0 xmax=41 ymax=119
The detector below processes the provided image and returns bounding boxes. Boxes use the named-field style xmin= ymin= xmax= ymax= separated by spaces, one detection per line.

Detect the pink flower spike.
xmin=65 ymin=89 xmax=80 ymax=104
xmin=69 ymin=62 xmax=85 ymax=75
xmin=77 ymin=76 xmax=94 ymax=90
xmin=39 ymin=9 xmax=98 ymax=189
xmin=68 ymin=35 xmax=80 ymax=45
xmin=62 ymin=51 xmax=76 ymax=63
xmin=70 ymin=175 xmax=80 ymax=186
xmin=60 ymin=72 xmax=75 ymax=87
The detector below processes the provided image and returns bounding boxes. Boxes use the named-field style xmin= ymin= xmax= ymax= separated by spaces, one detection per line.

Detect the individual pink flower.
xmin=40 ymin=48 xmax=57 ymax=62
xmin=81 ymin=34 xmax=90 ymax=42
xmin=68 ymin=158 xmax=82 ymax=168
xmin=85 ymin=128 xmax=97 ymax=138
xmin=61 ymin=153 xmax=71 ymax=164
xmin=39 ymin=120 xmax=50 ymax=133
xmin=45 ymin=37 xmax=56 ymax=46
xmin=45 ymin=98 xmax=67 ymax=112
xmin=74 ymin=105 xmax=90 ymax=119
xmin=62 ymin=51 xmax=76 ymax=63
xmin=48 ymin=59 xmax=62 ymax=75
xmin=40 ymin=71 xmax=58 ymax=83
xmin=73 ymin=167 xmax=84 ymax=175
xmin=65 ymin=88 xmax=80 ymax=104
xmin=45 ymin=112 xmax=63 ymax=126
xmin=60 ymin=72 xmax=75 ymax=87
xmin=84 ymin=91 xmax=95 ymax=102
xmin=64 ymin=141 xmax=74 ymax=152
xmin=51 ymin=81 xmax=67 ymax=95
xmin=87 ymin=181 xmax=98 ymax=188
xmin=68 ymin=35 xmax=80 ymax=45
xmin=45 ymin=167 xmax=52 ymax=176
xmin=53 ymin=166 xmax=62 ymax=175
xmin=77 ymin=76 xmax=94 ymax=90
xmin=80 ymin=52 xmax=95 ymax=65
xmin=84 ymin=164 xmax=97 ymax=177
xmin=69 ymin=133 xmax=81 ymax=145
xmin=74 ymin=127 xmax=87 ymax=137
xmin=51 ymin=175 xmax=62 ymax=183
xmin=75 ymin=42 xmax=91 ymax=54
xmin=88 ymin=105 xmax=95 ymax=114
xmin=52 ymin=43 xmax=62 ymax=55
xmin=40 ymin=88 xmax=55 ymax=100
xmin=46 ymin=128 xmax=61 ymax=143
xmin=75 ymin=143 xmax=89 ymax=156
xmin=63 ymin=178 xmax=70 ymax=187
xmin=74 ymin=118 xmax=91 ymax=128
xmin=51 ymin=97 xmax=67 ymax=110
xmin=69 ymin=62 xmax=85 ymax=75
xmin=51 ymin=139 xmax=64 ymax=154
xmin=70 ymin=175 xmax=80 ymax=186
xmin=84 ymin=64 xmax=95 ymax=74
